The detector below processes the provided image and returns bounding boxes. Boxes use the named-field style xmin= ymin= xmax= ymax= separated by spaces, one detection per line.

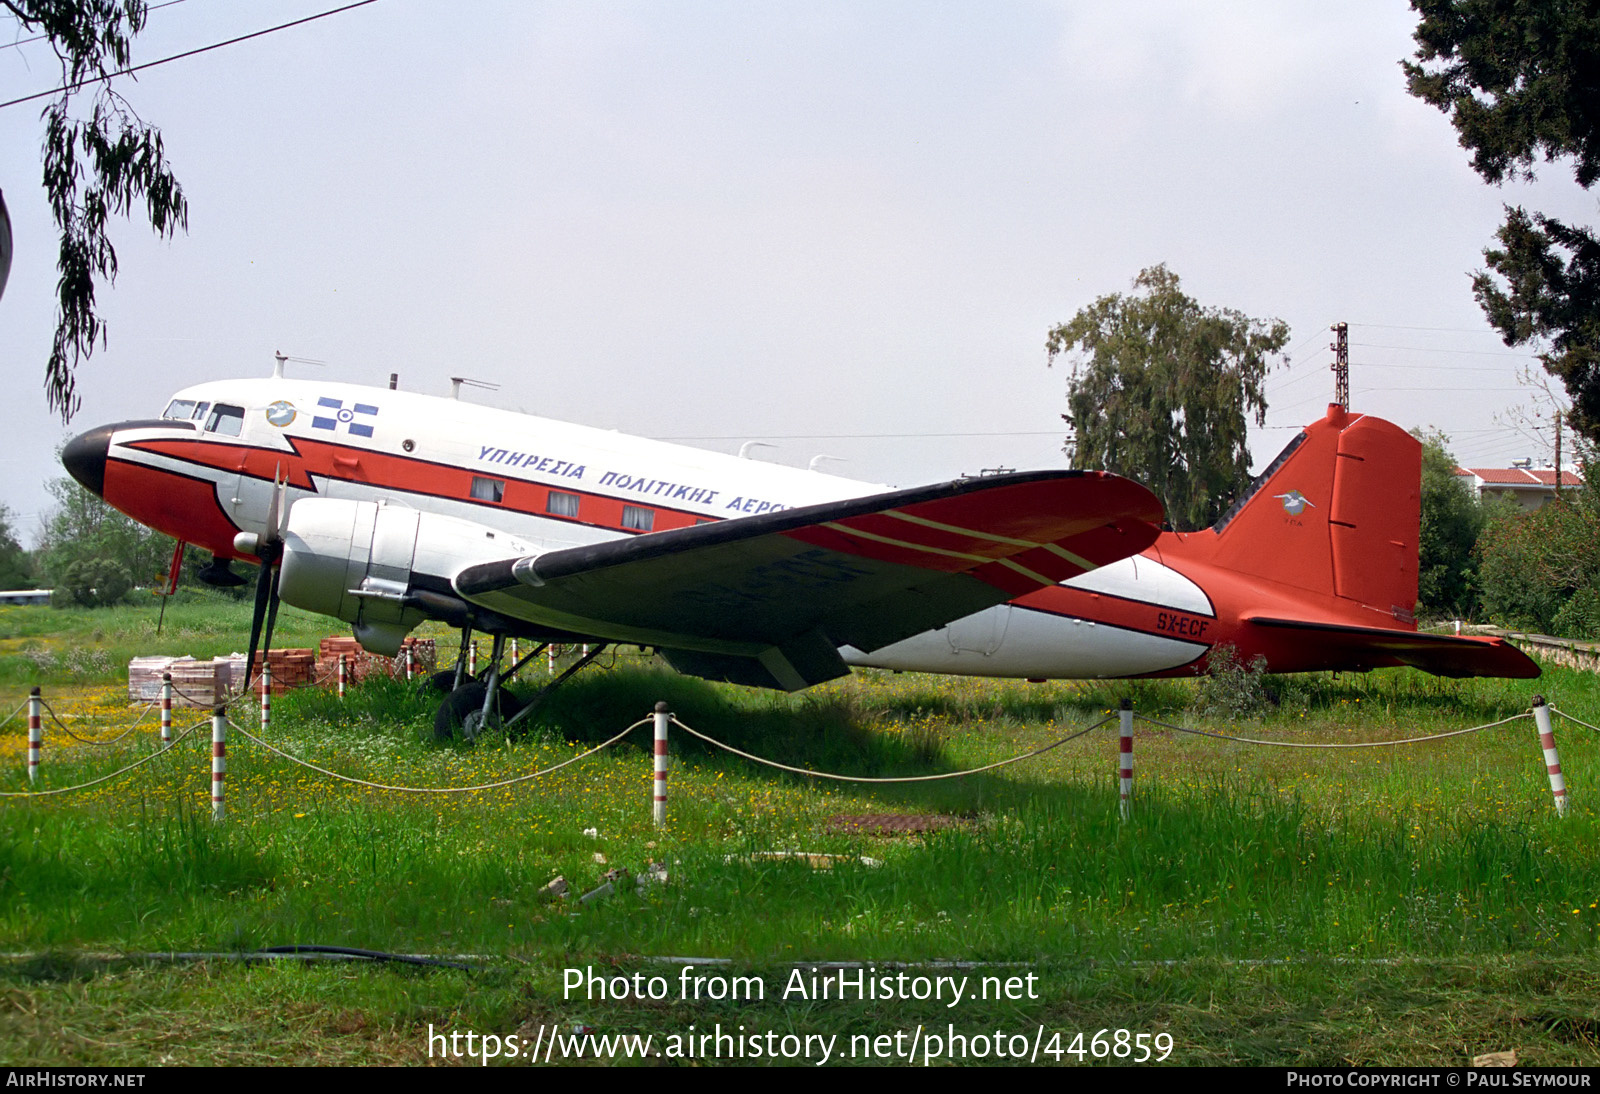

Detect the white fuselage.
xmin=116 ymin=376 xmax=1216 ymax=679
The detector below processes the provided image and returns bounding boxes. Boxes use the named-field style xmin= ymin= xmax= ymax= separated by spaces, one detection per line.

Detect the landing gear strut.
xmin=431 ymin=636 xmax=609 ymax=741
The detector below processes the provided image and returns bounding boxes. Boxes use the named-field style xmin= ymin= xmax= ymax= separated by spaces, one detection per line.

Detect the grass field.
xmin=2 ymin=599 xmax=1600 ymax=1066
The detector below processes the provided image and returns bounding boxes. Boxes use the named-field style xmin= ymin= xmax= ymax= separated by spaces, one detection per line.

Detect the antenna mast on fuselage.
xmin=450 ymin=377 xmax=502 ymax=400
xmin=272 ymin=351 xmax=326 ymax=379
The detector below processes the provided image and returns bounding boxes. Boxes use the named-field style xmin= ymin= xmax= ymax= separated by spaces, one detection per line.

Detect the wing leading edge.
xmin=454 ymin=470 xmax=1164 ymax=690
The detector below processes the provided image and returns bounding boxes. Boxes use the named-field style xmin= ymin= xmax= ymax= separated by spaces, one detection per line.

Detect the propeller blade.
xmin=260 ymin=563 xmax=284 ymax=672
xmin=263 ymin=465 xmax=284 ymax=547
xmin=244 ymin=466 xmax=293 ymax=693
xmin=245 ymin=558 xmax=274 ymax=690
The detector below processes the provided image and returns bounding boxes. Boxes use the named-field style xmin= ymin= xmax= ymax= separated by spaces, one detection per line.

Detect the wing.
xmin=1246 ymin=616 xmax=1542 ymax=679
xmin=455 ymin=470 xmax=1163 ymax=689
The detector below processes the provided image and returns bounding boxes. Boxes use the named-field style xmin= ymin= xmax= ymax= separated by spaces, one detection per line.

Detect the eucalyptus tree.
xmin=1046 ymin=264 xmax=1289 ymax=531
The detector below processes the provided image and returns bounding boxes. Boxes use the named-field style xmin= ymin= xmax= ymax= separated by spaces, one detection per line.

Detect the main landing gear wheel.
xmin=419 ymin=669 xmax=459 ymax=696
xmin=432 ymin=683 xmax=525 ymax=742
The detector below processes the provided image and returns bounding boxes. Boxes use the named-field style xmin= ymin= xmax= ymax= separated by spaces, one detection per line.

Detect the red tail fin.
xmin=1205 ymin=405 xmax=1420 ymax=623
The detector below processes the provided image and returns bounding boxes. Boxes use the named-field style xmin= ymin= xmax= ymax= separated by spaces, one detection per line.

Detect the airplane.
xmin=60 ymin=362 xmax=1538 ymax=736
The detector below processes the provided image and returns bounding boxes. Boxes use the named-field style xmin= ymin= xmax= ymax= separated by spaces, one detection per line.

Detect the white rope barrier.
xmin=668 ymin=714 xmax=1114 ymax=783
xmin=1553 ymin=708 xmax=1600 ymax=734
xmin=0 ymin=696 xmax=29 ymax=732
xmin=41 ymin=696 xmax=151 ymax=746
xmin=8 ymin=680 xmax=1592 ymax=825
xmin=0 ymin=720 xmax=206 ymax=798
xmin=1131 ymin=710 xmax=1532 ymax=747
xmin=226 ymin=716 xmax=650 ymax=794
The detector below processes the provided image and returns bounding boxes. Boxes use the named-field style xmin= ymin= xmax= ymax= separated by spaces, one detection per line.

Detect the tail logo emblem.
xmin=1275 ymin=490 xmax=1314 ymax=515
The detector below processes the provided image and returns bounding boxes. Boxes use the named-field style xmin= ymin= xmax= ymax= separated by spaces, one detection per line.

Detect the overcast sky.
xmin=2 ymin=0 xmax=1592 ymax=545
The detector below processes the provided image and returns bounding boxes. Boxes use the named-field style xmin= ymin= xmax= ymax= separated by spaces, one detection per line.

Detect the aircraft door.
xmin=945 ymin=605 xmax=1012 ymax=656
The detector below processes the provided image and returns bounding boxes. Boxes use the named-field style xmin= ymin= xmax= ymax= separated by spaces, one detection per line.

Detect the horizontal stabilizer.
xmin=455 ymin=470 xmax=1164 ymax=686
xmin=1246 ymin=616 xmax=1541 ymax=679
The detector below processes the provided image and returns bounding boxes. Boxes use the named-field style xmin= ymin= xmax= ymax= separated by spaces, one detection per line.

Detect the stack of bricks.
xmin=128 ymin=656 xmax=181 ymax=702
xmin=246 ymin=648 xmax=317 ymax=695
xmin=314 ymin=635 xmax=437 ymax=687
xmin=167 ymin=658 xmax=230 ymax=708
xmin=130 ymin=636 xmax=440 ymax=708
xmin=316 ymin=636 xmax=374 ymax=684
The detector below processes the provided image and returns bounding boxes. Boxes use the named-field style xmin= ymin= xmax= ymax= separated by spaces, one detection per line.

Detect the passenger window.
xmin=205 ymin=404 xmax=245 ymax=437
xmin=546 ymin=491 xmax=580 ymax=518
xmin=470 ymin=477 xmax=506 ymax=503
xmin=621 ymin=505 xmax=655 ymax=532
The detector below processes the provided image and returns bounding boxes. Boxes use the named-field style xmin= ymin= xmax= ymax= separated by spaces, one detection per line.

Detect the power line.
xmin=1278 ymin=328 xmax=1332 ymax=366
xmin=1350 ymin=385 xmax=1527 ymax=393
xmin=1351 ymin=361 xmax=1522 ymax=374
xmin=0 ymin=0 xmax=379 ymax=110
xmin=1349 ymin=322 xmax=1508 ymax=335
xmin=0 ymin=0 xmax=190 ymax=54
xmin=1265 ymin=367 xmax=1329 ymax=396
xmin=1349 ymin=341 xmax=1540 ymax=359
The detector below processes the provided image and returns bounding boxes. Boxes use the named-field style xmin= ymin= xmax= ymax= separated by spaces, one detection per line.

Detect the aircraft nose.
xmin=61 ymin=424 xmax=113 ymax=499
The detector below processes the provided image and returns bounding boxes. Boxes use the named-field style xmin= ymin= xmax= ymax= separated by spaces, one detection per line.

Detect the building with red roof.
xmin=1454 ymin=466 xmax=1584 ymax=511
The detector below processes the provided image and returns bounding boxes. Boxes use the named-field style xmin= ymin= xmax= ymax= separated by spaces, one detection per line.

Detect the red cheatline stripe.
xmin=122 ymin=436 xmax=710 ymax=527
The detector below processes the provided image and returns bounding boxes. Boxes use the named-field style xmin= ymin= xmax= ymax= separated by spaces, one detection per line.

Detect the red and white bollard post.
xmin=468 ymin=641 xmax=477 ymax=677
xmin=211 ymin=704 xmax=227 ymax=822
xmin=404 ymin=645 xmax=414 ymax=681
xmin=547 ymin=644 xmax=556 ymax=675
xmin=27 ymin=687 xmax=41 ymax=784
xmin=1119 ymin=698 xmax=1134 ymax=822
xmin=160 ymin=672 xmax=173 ymax=746
xmin=511 ymin=638 xmax=519 ymax=664
xmin=1532 ymin=695 xmax=1569 ymax=817
xmin=653 ymin=701 xmax=670 ymax=827
xmin=260 ymin=660 xmax=272 ymax=735
xmin=337 ymin=653 xmax=347 ymax=699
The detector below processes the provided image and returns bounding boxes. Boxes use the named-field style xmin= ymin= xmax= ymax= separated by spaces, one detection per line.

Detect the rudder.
xmin=1205 ymin=405 xmax=1420 ymax=622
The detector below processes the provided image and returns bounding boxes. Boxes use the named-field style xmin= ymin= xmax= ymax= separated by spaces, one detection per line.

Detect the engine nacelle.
xmin=277 ymin=498 xmax=538 ymax=655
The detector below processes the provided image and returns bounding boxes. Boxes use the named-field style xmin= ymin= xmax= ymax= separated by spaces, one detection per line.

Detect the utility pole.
xmin=1330 ymin=322 xmax=1349 ymax=411
xmin=1555 ymin=413 xmax=1563 ymax=501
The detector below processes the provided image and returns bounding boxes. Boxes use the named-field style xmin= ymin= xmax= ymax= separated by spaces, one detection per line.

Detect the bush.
xmin=1190 ymin=643 xmax=1273 ymax=721
xmin=1415 ymin=432 xmax=1484 ymax=617
xmin=55 ymin=558 xmax=133 ymax=608
xmin=1552 ymin=586 xmax=1600 ymax=640
xmin=1475 ymin=495 xmax=1600 ymax=632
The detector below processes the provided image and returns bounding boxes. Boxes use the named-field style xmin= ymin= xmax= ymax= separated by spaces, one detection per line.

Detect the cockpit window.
xmin=163 ymin=399 xmax=211 ymax=421
xmin=205 ymin=404 xmax=245 ymax=437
